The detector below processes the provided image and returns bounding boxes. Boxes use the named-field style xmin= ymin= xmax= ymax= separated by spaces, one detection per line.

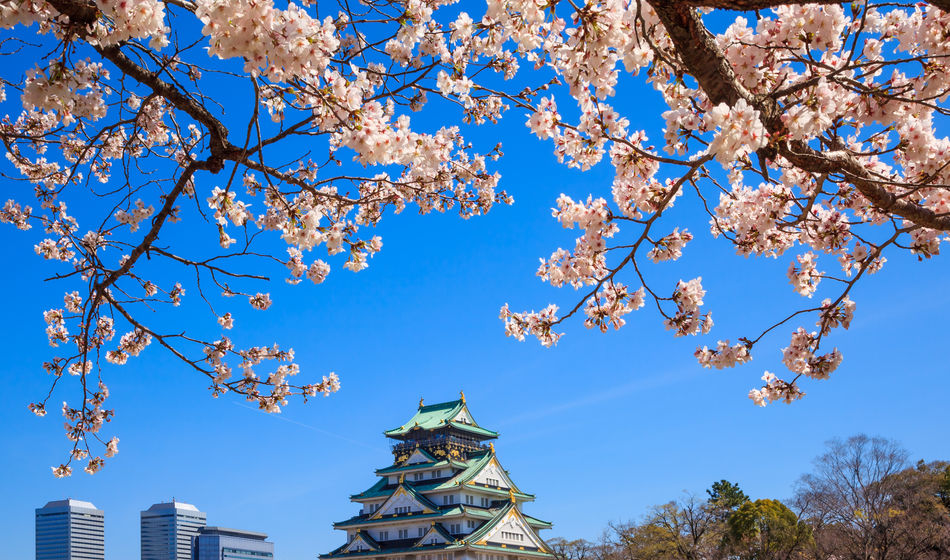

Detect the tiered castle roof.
xmin=321 ymin=394 xmax=555 ymax=560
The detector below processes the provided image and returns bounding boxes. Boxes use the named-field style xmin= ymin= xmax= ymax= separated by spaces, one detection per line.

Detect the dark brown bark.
xmin=678 ymin=0 xmax=950 ymax=13
xmin=647 ymin=0 xmax=950 ymax=231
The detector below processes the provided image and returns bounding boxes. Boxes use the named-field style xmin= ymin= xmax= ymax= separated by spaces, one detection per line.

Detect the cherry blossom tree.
xmin=3 ymin=0 xmax=950 ymax=475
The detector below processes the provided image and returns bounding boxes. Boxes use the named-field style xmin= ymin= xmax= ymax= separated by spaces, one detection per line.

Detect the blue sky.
xmin=3 ymin=8 xmax=950 ymax=560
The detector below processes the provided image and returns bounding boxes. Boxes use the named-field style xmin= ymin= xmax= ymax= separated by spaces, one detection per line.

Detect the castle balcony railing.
xmin=391 ymin=434 xmax=488 ymax=455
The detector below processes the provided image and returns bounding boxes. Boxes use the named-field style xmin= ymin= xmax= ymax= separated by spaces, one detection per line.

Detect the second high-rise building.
xmin=141 ymin=500 xmax=207 ymax=560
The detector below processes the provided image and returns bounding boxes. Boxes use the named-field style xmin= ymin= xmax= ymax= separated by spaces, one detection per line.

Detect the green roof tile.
xmin=384 ymin=399 xmax=498 ymax=438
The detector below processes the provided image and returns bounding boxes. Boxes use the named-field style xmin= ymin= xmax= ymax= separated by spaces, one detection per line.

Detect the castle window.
xmin=486 ymin=478 xmax=500 ymax=487
xmin=379 ymin=531 xmax=389 ymax=541
xmin=465 ymin=495 xmax=474 ymax=505
xmin=418 ymin=528 xmax=425 ymax=537
xmin=398 ymin=529 xmax=409 ymax=539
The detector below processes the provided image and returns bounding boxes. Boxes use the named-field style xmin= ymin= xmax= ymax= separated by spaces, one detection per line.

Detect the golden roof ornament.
xmin=419 ymin=397 xmax=424 ymax=408
xmin=489 ymin=442 xmax=494 ymax=453
xmin=399 ymin=473 xmax=405 ymax=483
xmin=509 ymin=488 xmax=516 ymax=503
xmin=459 ymin=390 xmax=466 ymax=403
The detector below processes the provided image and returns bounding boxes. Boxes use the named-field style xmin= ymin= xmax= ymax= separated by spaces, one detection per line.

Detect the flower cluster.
xmin=695 ymin=340 xmax=752 ymax=370
xmin=704 ymin=99 xmax=768 ymax=165
xmin=195 ymin=0 xmax=340 ymax=81
xmin=90 ymin=0 xmax=169 ymax=49
xmin=499 ymin=303 xmax=563 ymax=347
xmin=787 ymin=252 xmax=822 ymax=297
xmin=664 ymin=278 xmax=713 ymax=337
xmin=583 ymin=284 xmax=645 ymax=333
xmin=748 ymin=372 xmax=804 ymax=407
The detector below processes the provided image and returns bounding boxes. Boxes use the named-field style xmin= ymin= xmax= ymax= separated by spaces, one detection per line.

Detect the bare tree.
xmin=549 ymin=538 xmax=596 ymax=560
xmin=794 ymin=435 xmax=908 ymax=560
xmin=614 ymin=495 xmax=723 ymax=560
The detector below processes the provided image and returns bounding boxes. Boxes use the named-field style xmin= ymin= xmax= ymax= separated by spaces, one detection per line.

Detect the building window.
xmin=465 ymin=495 xmax=474 ymax=505
xmin=418 ymin=528 xmax=425 ymax=537
xmin=486 ymin=478 xmax=500 ymax=487
xmin=413 ymin=472 xmax=424 ymax=481
xmin=480 ymin=497 xmax=490 ymax=507
xmin=467 ymin=521 xmax=477 ymax=529
xmin=450 ymin=524 xmax=461 ymax=534
xmin=501 ymin=531 xmax=524 ymax=542
xmin=395 ymin=506 xmax=411 ymax=514
xmin=433 ymin=470 xmax=442 ymax=478
xmin=442 ymin=495 xmax=456 ymax=505
xmin=379 ymin=531 xmax=389 ymax=541
xmin=398 ymin=529 xmax=409 ymax=539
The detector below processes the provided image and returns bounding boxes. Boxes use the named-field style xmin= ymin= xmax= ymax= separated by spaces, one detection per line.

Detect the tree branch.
xmin=648 ymin=0 xmax=950 ymax=231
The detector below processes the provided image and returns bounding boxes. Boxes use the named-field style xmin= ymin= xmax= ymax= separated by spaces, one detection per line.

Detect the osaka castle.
xmin=321 ymin=394 xmax=556 ymax=560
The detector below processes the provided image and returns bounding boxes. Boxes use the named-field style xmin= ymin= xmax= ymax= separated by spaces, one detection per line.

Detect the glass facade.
xmin=141 ymin=501 xmax=207 ymax=560
xmin=194 ymin=527 xmax=274 ymax=560
xmin=35 ymin=499 xmax=105 ymax=560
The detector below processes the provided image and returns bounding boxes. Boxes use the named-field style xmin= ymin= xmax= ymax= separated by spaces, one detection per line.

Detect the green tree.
xmin=707 ymin=480 xmax=750 ymax=521
xmin=725 ymin=499 xmax=812 ymax=560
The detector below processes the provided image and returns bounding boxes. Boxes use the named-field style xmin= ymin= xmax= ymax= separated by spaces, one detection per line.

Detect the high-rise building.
xmin=141 ymin=500 xmax=207 ymax=560
xmin=193 ymin=527 xmax=275 ymax=560
xmin=35 ymin=499 xmax=105 ymax=560
xmin=321 ymin=393 xmax=555 ymax=560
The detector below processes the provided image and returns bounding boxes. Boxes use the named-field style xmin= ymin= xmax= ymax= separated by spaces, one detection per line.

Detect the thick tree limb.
xmin=45 ymin=0 xmax=241 ymax=170
xmin=648 ymin=0 xmax=950 ymax=231
xmin=677 ymin=0 xmax=950 ymax=13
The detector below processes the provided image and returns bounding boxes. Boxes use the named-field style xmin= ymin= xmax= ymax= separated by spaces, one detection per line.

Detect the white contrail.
xmin=231 ymin=401 xmax=383 ymax=451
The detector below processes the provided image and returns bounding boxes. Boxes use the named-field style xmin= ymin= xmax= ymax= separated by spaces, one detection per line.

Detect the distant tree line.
xmin=549 ymin=435 xmax=950 ymax=560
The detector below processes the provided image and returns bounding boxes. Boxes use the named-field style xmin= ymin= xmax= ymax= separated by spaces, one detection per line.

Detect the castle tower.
xmin=321 ymin=394 xmax=555 ymax=560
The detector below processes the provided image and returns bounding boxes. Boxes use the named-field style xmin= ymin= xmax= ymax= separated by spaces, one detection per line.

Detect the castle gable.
xmin=370 ymin=485 xmax=437 ymax=519
xmin=474 ymin=507 xmax=549 ymax=552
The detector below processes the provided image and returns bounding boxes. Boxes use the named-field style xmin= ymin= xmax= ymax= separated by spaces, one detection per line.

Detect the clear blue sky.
xmin=2 ymin=12 xmax=950 ymax=560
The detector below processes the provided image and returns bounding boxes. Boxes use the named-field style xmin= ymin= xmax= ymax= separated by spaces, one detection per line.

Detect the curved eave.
xmin=446 ymin=422 xmax=498 ymax=439
xmin=375 ymin=459 xmax=466 ymax=476
xmin=335 ymin=506 xmax=463 ymax=529
xmin=466 ymin=544 xmax=556 ymax=559
xmin=349 ymin=478 xmax=389 ymax=500
xmin=384 ymin=400 xmax=497 ymax=439
xmin=335 ymin=504 xmax=504 ymax=529
xmin=321 ymin=543 xmax=457 ymax=560
xmin=354 ymin=480 xmax=534 ymax=502
xmin=524 ymin=515 xmax=553 ymax=530
xmin=383 ymin=400 xmax=466 ymax=436
xmin=462 ymin=484 xmax=535 ymax=502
